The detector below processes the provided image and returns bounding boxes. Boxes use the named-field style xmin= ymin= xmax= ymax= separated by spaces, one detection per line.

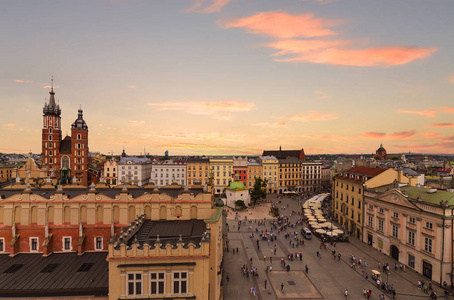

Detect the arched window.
xmin=80 ymin=206 xmax=87 ymax=223
xmin=49 ymin=150 xmax=52 ymax=156
xmin=47 ymin=206 xmax=54 ymax=224
xmin=14 ymin=206 xmax=21 ymax=224
xmin=96 ymin=206 xmax=103 ymax=223
xmin=77 ymin=133 xmax=81 ymax=139
xmin=31 ymin=206 xmax=38 ymax=224
xmin=49 ymin=128 xmax=52 ymax=134
xmin=113 ymin=206 xmax=120 ymax=223
xmin=64 ymin=206 xmax=71 ymax=223
xmin=49 ymin=136 xmax=52 ymax=141
xmin=128 ymin=206 xmax=136 ymax=222
xmin=48 ymin=142 xmax=52 ymax=148
xmin=190 ymin=206 xmax=197 ymax=219
xmin=61 ymin=156 xmax=70 ymax=169
xmin=160 ymin=206 xmax=166 ymax=220
xmin=145 ymin=206 xmax=151 ymax=219
xmin=49 ymin=158 xmax=53 ymax=164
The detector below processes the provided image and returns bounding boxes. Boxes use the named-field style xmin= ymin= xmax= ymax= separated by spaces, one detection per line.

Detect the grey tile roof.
xmin=0 ymin=252 xmax=108 ymax=297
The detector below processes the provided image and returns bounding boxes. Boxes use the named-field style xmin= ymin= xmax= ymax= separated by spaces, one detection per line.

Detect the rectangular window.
xmin=409 ymin=216 xmax=416 ymax=224
xmin=392 ymin=212 xmax=399 ymax=218
xmin=357 ymin=212 xmax=360 ymax=222
xmin=408 ymin=254 xmax=415 ymax=268
xmin=95 ymin=237 xmax=103 ymax=250
xmin=368 ymin=215 xmax=373 ymax=227
xmin=127 ymin=273 xmax=142 ymax=296
xmin=408 ymin=231 xmax=415 ymax=245
xmin=368 ymin=204 xmax=373 ymax=210
xmin=63 ymin=237 xmax=72 ymax=251
xmin=30 ymin=237 xmax=38 ymax=252
xmin=379 ymin=208 xmax=384 ymax=214
xmin=392 ymin=225 xmax=399 ymax=238
xmin=0 ymin=238 xmax=4 ymax=252
xmin=425 ymin=222 xmax=433 ymax=230
xmin=150 ymin=272 xmax=165 ymax=295
xmin=173 ymin=271 xmax=188 ymax=295
xmin=378 ymin=219 xmax=384 ymax=232
xmin=351 ymin=198 xmax=354 ymax=206
xmin=424 ymin=237 xmax=433 ymax=253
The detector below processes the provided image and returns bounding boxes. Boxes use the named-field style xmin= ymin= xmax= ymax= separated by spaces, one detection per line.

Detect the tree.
xmin=250 ymin=178 xmax=267 ymax=206
xmin=269 ymin=206 xmax=280 ymax=220
xmin=235 ymin=200 xmax=245 ymax=209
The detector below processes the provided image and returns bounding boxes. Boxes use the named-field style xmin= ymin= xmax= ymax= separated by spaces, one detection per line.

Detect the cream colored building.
xmin=278 ymin=157 xmax=302 ymax=193
xmin=258 ymin=155 xmax=278 ymax=194
xmin=364 ymin=185 xmax=454 ymax=285
xmin=302 ymin=161 xmax=322 ymax=193
xmin=186 ymin=157 xmax=210 ymax=188
xmin=103 ymin=158 xmax=118 ymax=187
xmin=209 ymin=157 xmax=233 ymax=195
xmin=247 ymin=160 xmax=263 ymax=189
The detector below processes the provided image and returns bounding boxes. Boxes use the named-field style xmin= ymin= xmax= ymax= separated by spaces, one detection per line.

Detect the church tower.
xmin=42 ymin=79 xmax=62 ymax=175
xmin=70 ymin=108 xmax=89 ymax=184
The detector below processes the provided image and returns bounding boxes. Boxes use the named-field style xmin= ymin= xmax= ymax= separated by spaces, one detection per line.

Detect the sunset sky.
xmin=1 ymin=0 xmax=454 ymax=156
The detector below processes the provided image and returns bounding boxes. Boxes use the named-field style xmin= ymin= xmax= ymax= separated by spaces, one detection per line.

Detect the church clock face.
xmin=391 ymin=195 xmax=398 ymax=203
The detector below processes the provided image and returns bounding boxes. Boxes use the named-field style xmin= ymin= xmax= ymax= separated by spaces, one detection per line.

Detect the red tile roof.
xmin=346 ymin=166 xmax=388 ymax=176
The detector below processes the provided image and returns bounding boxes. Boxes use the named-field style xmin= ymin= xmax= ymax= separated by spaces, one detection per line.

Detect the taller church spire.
xmin=43 ymin=77 xmax=61 ymax=116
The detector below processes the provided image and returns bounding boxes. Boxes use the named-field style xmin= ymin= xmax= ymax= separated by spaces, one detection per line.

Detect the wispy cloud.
xmin=224 ymin=11 xmax=436 ymax=67
xmin=42 ymin=85 xmax=60 ymax=88
xmin=274 ymin=46 xmax=436 ymax=66
xmin=442 ymin=107 xmax=454 ymax=113
xmin=14 ymin=79 xmax=32 ymax=83
xmin=252 ymin=122 xmax=288 ymax=128
xmin=361 ymin=130 xmax=416 ymax=140
xmin=314 ymin=90 xmax=329 ymax=99
xmin=398 ymin=109 xmax=437 ymax=117
xmin=423 ymin=132 xmax=439 ymax=138
xmin=188 ymin=0 xmax=230 ymax=14
xmin=223 ymin=12 xmax=336 ymax=39
xmin=449 ymin=74 xmax=454 ymax=84
xmin=287 ymin=111 xmax=338 ymax=122
xmin=147 ymin=100 xmax=255 ymax=119
xmin=2 ymin=123 xmax=15 ymax=127
xmin=431 ymin=123 xmax=454 ymax=128
xmin=127 ymin=85 xmax=136 ymax=89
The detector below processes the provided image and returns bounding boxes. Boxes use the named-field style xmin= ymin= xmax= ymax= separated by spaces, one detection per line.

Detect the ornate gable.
xmin=376 ymin=189 xmax=420 ymax=210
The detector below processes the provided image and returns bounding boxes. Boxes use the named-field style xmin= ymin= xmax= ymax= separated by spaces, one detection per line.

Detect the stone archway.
xmin=390 ymin=245 xmax=399 ymax=261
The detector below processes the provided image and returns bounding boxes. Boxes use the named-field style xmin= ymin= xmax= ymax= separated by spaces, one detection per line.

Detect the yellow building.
xmin=247 ymin=160 xmax=263 ymax=189
xmin=278 ymin=157 xmax=302 ymax=193
xmin=332 ymin=167 xmax=398 ymax=239
xmin=0 ymin=165 xmax=15 ymax=182
xmin=108 ymin=204 xmax=225 ymax=300
xmin=258 ymin=156 xmax=278 ymax=193
xmin=186 ymin=157 xmax=210 ymax=188
xmin=103 ymin=158 xmax=118 ymax=187
xmin=209 ymin=157 xmax=233 ymax=195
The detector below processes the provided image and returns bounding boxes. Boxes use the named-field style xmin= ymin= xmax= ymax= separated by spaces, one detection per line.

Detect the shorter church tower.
xmin=70 ymin=108 xmax=89 ymax=184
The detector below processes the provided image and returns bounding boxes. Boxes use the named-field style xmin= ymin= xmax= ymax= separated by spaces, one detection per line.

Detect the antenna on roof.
xmin=51 ymin=76 xmax=53 ymax=92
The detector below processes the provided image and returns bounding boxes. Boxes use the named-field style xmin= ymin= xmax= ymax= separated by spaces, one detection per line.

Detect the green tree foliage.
xmin=269 ymin=206 xmax=280 ymax=219
xmin=235 ymin=200 xmax=245 ymax=209
xmin=250 ymin=178 xmax=267 ymax=206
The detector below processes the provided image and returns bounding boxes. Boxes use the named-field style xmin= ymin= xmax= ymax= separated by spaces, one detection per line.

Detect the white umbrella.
xmin=311 ymin=224 xmax=322 ymax=229
xmin=333 ymin=229 xmax=344 ymax=234
xmin=315 ymin=229 xmax=327 ymax=234
xmin=325 ymin=231 xmax=338 ymax=236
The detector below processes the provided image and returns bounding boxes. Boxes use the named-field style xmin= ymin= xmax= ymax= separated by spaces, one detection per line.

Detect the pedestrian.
xmin=366 ymin=290 xmax=371 ymax=299
xmin=264 ymin=255 xmax=266 ymax=262
xmin=344 ymin=288 xmax=348 ymax=299
xmin=338 ymin=253 xmax=341 ymax=261
xmin=264 ymin=279 xmax=267 ymax=289
xmin=253 ymin=286 xmax=256 ymax=297
xmin=236 ymin=247 xmax=239 ymax=254
xmin=305 ymin=265 xmax=308 ymax=273
xmin=233 ymin=248 xmax=235 ymax=255
xmin=281 ymin=282 xmax=284 ymax=292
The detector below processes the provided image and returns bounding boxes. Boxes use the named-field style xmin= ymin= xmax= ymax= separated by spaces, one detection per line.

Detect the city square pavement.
xmin=223 ymin=194 xmax=448 ymax=300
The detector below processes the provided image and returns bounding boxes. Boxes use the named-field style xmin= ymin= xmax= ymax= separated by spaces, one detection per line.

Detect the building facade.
xmin=301 ymin=162 xmax=322 ymax=193
xmin=247 ymin=160 xmax=263 ymax=189
xmin=118 ymin=157 xmax=152 ymax=186
xmin=233 ymin=157 xmax=248 ymax=185
xmin=278 ymin=157 xmax=302 ymax=193
xmin=258 ymin=156 xmax=278 ymax=194
xmin=41 ymin=85 xmax=89 ymax=185
xmin=209 ymin=157 xmax=233 ymax=195
xmin=103 ymin=158 xmax=118 ymax=187
xmin=150 ymin=159 xmax=187 ymax=187
xmin=363 ymin=185 xmax=454 ymax=286
xmin=186 ymin=157 xmax=210 ymax=188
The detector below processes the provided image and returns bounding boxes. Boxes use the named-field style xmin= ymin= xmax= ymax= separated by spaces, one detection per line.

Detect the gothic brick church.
xmin=41 ymin=84 xmax=89 ymax=185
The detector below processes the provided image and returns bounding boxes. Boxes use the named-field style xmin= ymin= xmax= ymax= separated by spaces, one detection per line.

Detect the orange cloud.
xmin=423 ymin=132 xmax=439 ymax=138
xmin=223 ymin=12 xmax=336 ymax=38
xmin=275 ymin=46 xmax=437 ymax=66
xmin=398 ymin=109 xmax=437 ymax=117
xmin=42 ymin=85 xmax=60 ymax=88
xmin=2 ymin=123 xmax=15 ymax=127
xmin=442 ymin=107 xmax=454 ymax=113
xmin=361 ymin=130 xmax=416 ymax=140
xmin=128 ymin=85 xmax=136 ymax=89
xmin=268 ymin=39 xmax=348 ymax=56
xmin=287 ymin=111 xmax=338 ymax=122
xmin=188 ymin=0 xmax=230 ymax=14
xmin=253 ymin=122 xmax=288 ymax=128
xmin=148 ymin=100 xmax=255 ymax=118
xmin=449 ymin=75 xmax=454 ymax=84
xmin=314 ymin=90 xmax=329 ymax=99
xmin=431 ymin=123 xmax=454 ymax=128
xmin=14 ymin=79 xmax=32 ymax=83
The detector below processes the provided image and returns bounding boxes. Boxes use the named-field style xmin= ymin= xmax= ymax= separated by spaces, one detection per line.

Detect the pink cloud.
xmin=287 ymin=111 xmax=338 ymax=122
xmin=2 ymin=123 xmax=15 ymax=127
xmin=398 ymin=109 xmax=437 ymax=117
xmin=188 ymin=0 xmax=230 ymax=14
xmin=361 ymin=130 xmax=416 ymax=140
xmin=14 ymin=79 xmax=32 ymax=83
xmin=423 ymin=132 xmax=439 ymax=138
xmin=253 ymin=122 xmax=288 ymax=128
xmin=431 ymin=123 xmax=454 ymax=128
xmin=223 ymin=12 xmax=336 ymax=39
xmin=449 ymin=75 xmax=454 ymax=84
xmin=42 ymin=85 xmax=60 ymax=88
xmin=148 ymin=101 xmax=255 ymax=118
xmin=442 ymin=107 xmax=454 ymax=113
xmin=128 ymin=85 xmax=136 ymax=89
xmin=268 ymin=39 xmax=348 ymax=56
xmin=276 ymin=46 xmax=437 ymax=66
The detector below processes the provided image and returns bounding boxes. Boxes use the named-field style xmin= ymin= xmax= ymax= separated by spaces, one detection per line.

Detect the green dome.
xmin=229 ymin=181 xmax=245 ymax=189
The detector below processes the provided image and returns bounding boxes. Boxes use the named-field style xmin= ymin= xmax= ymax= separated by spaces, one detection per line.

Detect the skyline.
xmin=1 ymin=0 xmax=454 ymax=156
